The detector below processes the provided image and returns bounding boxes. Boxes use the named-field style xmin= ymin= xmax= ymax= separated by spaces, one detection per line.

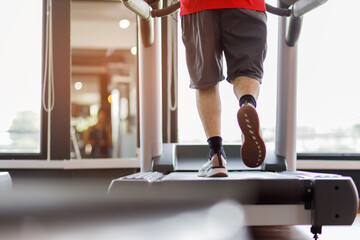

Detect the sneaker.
xmin=198 ymin=150 xmax=228 ymax=177
xmin=237 ymin=103 xmax=266 ymax=168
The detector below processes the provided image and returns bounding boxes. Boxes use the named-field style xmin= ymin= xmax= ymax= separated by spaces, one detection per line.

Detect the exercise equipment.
xmin=109 ymin=1 xmax=359 ymax=239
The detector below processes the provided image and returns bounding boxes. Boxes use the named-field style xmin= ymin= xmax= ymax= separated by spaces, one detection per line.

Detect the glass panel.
xmin=70 ymin=1 xmax=137 ymax=159
xmin=178 ymin=0 xmax=360 ymax=155
xmin=297 ymin=0 xmax=360 ymax=153
xmin=0 ymin=1 xmax=42 ymax=154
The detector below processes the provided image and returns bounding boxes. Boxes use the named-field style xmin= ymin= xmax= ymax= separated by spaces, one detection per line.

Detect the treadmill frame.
xmin=110 ymin=0 xmax=359 ymax=236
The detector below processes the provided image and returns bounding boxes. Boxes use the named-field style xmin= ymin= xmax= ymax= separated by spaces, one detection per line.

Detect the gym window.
xmin=177 ymin=0 xmax=360 ymax=157
xmin=0 ymin=0 xmax=44 ymax=157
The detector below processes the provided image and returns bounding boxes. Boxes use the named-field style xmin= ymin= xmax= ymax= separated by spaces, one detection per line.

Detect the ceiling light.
xmin=119 ymin=19 xmax=130 ymax=29
xmin=131 ymin=46 xmax=137 ymax=55
xmin=74 ymin=81 xmax=82 ymax=90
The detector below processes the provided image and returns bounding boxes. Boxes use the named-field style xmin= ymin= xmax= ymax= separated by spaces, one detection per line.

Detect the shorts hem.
xmin=227 ymin=75 xmax=263 ymax=84
xmin=189 ymin=79 xmax=225 ymax=89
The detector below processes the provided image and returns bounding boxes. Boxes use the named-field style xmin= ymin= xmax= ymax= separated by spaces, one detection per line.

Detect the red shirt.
xmin=180 ymin=0 xmax=266 ymax=15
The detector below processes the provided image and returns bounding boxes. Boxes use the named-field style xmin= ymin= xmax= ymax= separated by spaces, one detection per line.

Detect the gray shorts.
xmin=181 ymin=8 xmax=267 ymax=89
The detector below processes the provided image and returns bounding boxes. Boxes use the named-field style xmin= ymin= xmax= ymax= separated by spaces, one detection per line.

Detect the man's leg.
xmin=232 ymin=76 xmax=266 ymax=168
xmin=196 ymin=84 xmax=221 ymax=139
xmin=196 ymin=84 xmax=228 ymax=177
xmin=181 ymin=10 xmax=227 ymax=177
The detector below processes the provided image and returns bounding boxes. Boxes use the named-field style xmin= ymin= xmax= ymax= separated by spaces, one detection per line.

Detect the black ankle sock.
xmin=239 ymin=94 xmax=257 ymax=108
xmin=207 ymin=136 xmax=226 ymax=158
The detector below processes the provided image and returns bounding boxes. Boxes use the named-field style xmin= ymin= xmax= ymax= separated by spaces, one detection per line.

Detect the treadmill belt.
xmin=162 ymin=171 xmax=299 ymax=181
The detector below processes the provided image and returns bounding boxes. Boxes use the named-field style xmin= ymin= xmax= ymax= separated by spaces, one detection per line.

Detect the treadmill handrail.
xmin=292 ymin=0 xmax=328 ymax=18
xmin=122 ymin=0 xmax=327 ymax=19
xmin=122 ymin=0 xmax=151 ymax=20
xmin=266 ymin=3 xmax=291 ymax=16
xmin=151 ymin=1 xmax=180 ymax=17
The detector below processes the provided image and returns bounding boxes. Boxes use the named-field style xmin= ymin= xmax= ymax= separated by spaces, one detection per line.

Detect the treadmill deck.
xmin=108 ymin=170 xmax=359 ymax=227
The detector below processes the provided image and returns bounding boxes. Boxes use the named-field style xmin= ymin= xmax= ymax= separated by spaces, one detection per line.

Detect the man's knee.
xmin=231 ymin=76 xmax=260 ymax=86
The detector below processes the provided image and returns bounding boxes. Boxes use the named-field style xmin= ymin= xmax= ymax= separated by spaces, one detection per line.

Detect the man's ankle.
xmin=239 ymin=94 xmax=257 ymax=108
xmin=207 ymin=136 xmax=226 ymax=158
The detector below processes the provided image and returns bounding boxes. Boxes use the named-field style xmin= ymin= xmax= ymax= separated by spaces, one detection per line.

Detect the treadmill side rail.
xmin=109 ymin=172 xmax=305 ymax=204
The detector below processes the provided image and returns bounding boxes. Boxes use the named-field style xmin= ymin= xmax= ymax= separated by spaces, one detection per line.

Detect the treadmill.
xmin=108 ymin=0 xmax=359 ymax=238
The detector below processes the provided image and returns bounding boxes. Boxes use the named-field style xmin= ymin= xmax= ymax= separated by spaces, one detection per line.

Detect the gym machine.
xmin=108 ymin=1 xmax=359 ymax=239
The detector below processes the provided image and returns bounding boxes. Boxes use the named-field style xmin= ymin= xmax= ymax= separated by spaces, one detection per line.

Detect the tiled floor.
xmin=250 ymin=213 xmax=360 ymax=240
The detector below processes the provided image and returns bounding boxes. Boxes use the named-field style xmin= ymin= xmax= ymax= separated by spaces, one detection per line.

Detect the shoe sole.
xmin=237 ymin=105 xmax=266 ymax=168
xmin=198 ymin=167 xmax=228 ymax=177
xmin=206 ymin=167 xmax=229 ymax=177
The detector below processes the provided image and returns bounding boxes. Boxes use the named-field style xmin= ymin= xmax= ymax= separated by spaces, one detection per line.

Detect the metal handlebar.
xmin=151 ymin=1 xmax=180 ymax=17
xmin=122 ymin=0 xmax=327 ymax=19
xmin=121 ymin=0 xmax=328 ymax=47
xmin=122 ymin=0 xmax=151 ymax=20
xmin=286 ymin=0 xmax=327 ymax=46
xmin=265 ymin=3 xmax=291 ymax=16
xmin=293 ymin=0 xmax=328 ymax=18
